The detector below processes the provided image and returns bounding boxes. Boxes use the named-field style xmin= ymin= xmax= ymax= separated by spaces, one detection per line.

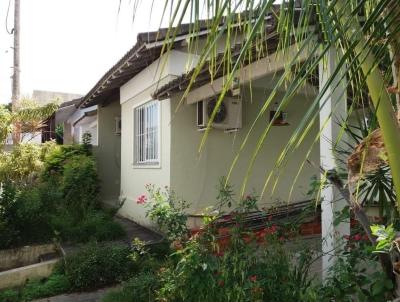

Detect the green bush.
xmin=102 ymin=272 xmax=160 ymax=302
xmin=21 ymin=273 xmax=71 ymax=301
xmin=0 ymin=288 xmax=19 ymax=302
xmin=0 ymin=273 xmax=71 ymax=302
xmin=51 ymin=211 xmax=125 ymax=243
xmin=42 ymin=144 xmax=89 ymax=179
xmin=0 ymin=182 xmax=52 ymax=249
xmin=61 ymin=154 xmax=100 ymax=219
xmin=63 ymin=242 xmax=136 ymax=290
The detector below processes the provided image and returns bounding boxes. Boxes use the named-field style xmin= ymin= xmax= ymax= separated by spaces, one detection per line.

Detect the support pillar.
xmin=319 ymin=47 xmax=350 ymax=279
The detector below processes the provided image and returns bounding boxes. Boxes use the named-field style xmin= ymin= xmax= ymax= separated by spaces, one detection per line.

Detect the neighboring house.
xmin=78 ymin=19 xmax=338 ymax=231
xmin=74 ymin=98 xmax=120 ymax=206
xmin=66 ymin=105 xmax=98 ymax=145
xmin=42 ymin=98 xmax=82 ymax=143
xmin=6 ymin=90 xmax=82 ymax=145
xmin=47 ymin=98 xmax=118 ymax=205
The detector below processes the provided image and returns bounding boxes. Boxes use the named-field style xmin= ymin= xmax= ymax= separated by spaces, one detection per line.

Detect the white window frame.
xmin=133 ymin=100 xmax=161 ymax=168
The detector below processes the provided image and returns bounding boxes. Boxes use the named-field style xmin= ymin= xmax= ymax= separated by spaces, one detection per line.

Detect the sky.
xmin=0 ymin=0 xmax=171 ymax=104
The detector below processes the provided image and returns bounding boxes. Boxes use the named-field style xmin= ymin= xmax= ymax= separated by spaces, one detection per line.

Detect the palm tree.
xmin=0 ymin=100 xmax=58 ymax=147
xmin=146 ymin=0 xmax=400 ymax=208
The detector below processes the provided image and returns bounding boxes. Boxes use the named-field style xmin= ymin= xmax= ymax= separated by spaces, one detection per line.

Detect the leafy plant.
xmin=0 ymin=143 xmax=44 ymax=184
xmin=155 ymin=188 xmax=315 ymax=302
xmin=21 ymin=273 xmax=71 ymax=301
xmin=142 ymin=184 xmax=189 ymax=241
xmin=371 ymin=224 xmax=396 ymax=253
xmin=61 ymin=154 xmax=100 ymax=220
xmin=55 ymin=124 xmax=64 ymax=145
xmin=51 ymin=210 xmax=125 ymax=243
xmin=62 ymin=242 xmax=136 ymax=290
xmin=102 ymin=272 xmax=160 ymax=302
xmin=316 ymin=235 xmax=394 ymax=301
xmin=0 ymin=273 xmax=71 ymax=302
xmin=0 ymin=182 xmax=52 ymax=249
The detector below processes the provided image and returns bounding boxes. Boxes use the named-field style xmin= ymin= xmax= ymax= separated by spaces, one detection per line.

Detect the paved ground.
xmin=115 ymin=216 xmax=164 ymax=245
xmin=61 ymin=216 xmax=164 ymax=256
xmin=32 ymin=287 xmax=116 ymax=302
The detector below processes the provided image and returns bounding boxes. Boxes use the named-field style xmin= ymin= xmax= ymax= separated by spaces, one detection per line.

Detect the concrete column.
xmin=319 ymin=46 xmax=350 ymax=279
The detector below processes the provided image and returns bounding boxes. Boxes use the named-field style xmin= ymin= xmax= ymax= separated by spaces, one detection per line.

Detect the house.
xmin=65 ymin=104 xmax=98 ymax=145
xmin=79 ymin=15 xmax=351 ymax=275
xmin=42 ymin=97 xmax=82 ymax=143
xmin=5 ymin=90 xmax=82 ymax=145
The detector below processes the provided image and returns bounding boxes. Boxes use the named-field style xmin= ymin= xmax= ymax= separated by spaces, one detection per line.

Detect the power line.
xmin=5 ymin=0 xmax=14 ymax=34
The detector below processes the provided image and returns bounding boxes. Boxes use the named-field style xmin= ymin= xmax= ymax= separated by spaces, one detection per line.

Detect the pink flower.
xmin=249 ymin=275 xmax=257 ymax=282
xmin=136 ymin=194 xmax=147 ymax=205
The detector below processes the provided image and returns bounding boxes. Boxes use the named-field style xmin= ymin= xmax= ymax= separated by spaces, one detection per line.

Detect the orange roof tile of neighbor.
xmin=78 ymin=7 xmax=306 ymax=108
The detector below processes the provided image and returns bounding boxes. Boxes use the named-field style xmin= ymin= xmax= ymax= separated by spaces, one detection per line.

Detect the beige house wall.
xmin=117 ymin=48 xmax=320 ymax=227
xmin=118 ymin=51 xmax=197 ymax=227
xmin=170 ymin=83 xmax=320 ymax=220
xmin=119 ymin=97 xmax=171 ymax=227
xmin=94 ymin=100 xmax=121 ymax=205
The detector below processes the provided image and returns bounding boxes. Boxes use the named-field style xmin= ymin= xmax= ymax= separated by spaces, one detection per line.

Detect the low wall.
xmin=0 ymin=243 xmax=58 ymax=272
xmin=0 ymin=259 xmax=59 ymax=290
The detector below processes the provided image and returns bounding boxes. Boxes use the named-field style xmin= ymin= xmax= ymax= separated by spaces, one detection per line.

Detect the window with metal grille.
xmin=134 ymin=100 xmax=160 ymax=165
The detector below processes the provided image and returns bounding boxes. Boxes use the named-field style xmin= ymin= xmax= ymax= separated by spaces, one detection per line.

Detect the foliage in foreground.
xmin=102 ymin=272 xmax=160 ymax=302
xmin=121 ymin=185 xmax=393 ymax=301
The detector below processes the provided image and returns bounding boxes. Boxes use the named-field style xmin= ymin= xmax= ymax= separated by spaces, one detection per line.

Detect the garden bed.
xmin=0 ymin=243 xmax=62 ymax=290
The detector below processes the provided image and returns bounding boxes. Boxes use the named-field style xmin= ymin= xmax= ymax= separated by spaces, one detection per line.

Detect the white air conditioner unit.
xmin=196 ymin=96 xmax=242 ymax=130
xmin=115 ymin=117 xmax=121 ymax=135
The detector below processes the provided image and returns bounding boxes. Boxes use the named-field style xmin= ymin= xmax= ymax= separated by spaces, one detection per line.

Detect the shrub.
xmin=41 ymin=144 xmax=89 ymax=179
xmin=21 ymin=273 xmax=71 ymax=301
xmin=0 ymin=182 xmax=52 ymax=249
xmin=0 ymin=273 xmax=71 ymax=302
xmin=63 ymin=242 xmax=136 ymax=290
xmin=61 ymin=154 xmax=100 ymax=219
xmin=313 ymin=235 xmax=394 ymax=301
xmin=142 ymin=184 xmax=189 ymax=241
xmin=0 ymin=143 xmax=43 ymax=183
xmin=51 ymin=210 xmax=125 ymax=243
xmin=102 ymin=272 xmax=160 ymax=302
xmin=0 ymin=289 xmax=19 ymax=302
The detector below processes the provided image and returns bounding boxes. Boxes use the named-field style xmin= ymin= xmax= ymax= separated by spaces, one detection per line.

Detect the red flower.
xmin=136 ymin=194 xmax=147 ymax=204
xmin=249 ymin=275 xmax=257 ymax=282
xmin=343 ymin=235 xmax=350 ymax=241
xmin=353 ymin=234 xmax=362 ymax=241
xmin=215 ymin=251 xmax=225 ymax=257
xmin=223 ymin=214 xmax=232 ymax=221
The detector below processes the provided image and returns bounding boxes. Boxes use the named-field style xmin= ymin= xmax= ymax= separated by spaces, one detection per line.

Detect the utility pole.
xmin=11 ymin=0 xmax=20 ymax=144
